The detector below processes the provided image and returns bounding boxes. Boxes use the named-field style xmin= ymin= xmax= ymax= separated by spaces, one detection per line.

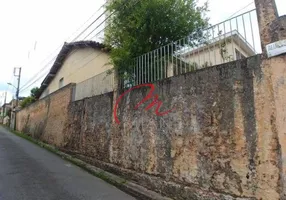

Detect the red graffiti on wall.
xmin=113 ymin=83 xmax=174 ymax=124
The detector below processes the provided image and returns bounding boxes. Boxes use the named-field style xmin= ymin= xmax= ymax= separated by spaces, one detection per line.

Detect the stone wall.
xmin=254 ymin=2 xmax=286 ymax=198
xmin=62 ymin=92 xmax=113 ymax=161
xmin=61 ymin=55 xmax=281 ymax=199
xmin=259 ymin=55 xmax=286 ymax=199
xmin=15 ymin=53 xmax=286 ymax=199
xmin=16 ymin=84 xmax=75 ymax=146
xmin=14 ymin=0 xmax=286 ymax=198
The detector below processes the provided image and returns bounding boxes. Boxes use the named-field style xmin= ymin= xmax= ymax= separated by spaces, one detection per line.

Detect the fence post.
xmin=254 ymin=1 xmax=286 ymax=199
xmin=255 ymin=0 xmax=278 ymax=54
xmin=255 ymin=0 xmax=286 ymax=54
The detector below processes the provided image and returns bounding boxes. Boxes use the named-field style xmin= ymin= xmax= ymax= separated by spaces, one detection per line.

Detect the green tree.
xmin=20 ymin=96 xmax=35 ymax=108
xmin=30 ymin=87 xmax=41 ymax=100
xmin=105 ymin=0 xmax=209 ymax=79
xmin=20 ymin=87 xmax=41 ymax=108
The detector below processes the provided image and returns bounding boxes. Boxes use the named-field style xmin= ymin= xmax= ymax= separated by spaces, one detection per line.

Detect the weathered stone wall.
xmin=62 ymin=92 xmax=113 ymax=161
xmin=16 ymin=84 xmax=75 ymax=146
xmin=254 ymin=2 xmax=286 ymax=198
xmin=257 ymin=55 xmax=286 ymax=199
xmin=15 ymin=53 xmax=286 ymax=199
xmin=62 ymin=55 xmax=283 ymax=199
xmin=14 ymin=0 xmax=286 ymax=198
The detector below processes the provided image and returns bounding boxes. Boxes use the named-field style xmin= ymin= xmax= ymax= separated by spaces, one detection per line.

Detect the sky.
xmin=0 ymin=0 xmax=285 ymax=105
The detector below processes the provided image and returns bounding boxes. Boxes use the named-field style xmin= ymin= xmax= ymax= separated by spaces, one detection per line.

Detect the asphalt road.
xmin=0 ymin=126 xmax=136 ymax=200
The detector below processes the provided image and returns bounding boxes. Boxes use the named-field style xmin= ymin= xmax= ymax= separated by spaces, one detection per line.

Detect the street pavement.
xmin=0 ymin=126 xmax=136 ymax=200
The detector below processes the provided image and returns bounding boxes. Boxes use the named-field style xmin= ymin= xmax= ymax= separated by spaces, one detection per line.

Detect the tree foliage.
xmin=105 ymin=0 xmax=209 ymax=77
xmin=30 ymin=87 xmax=41 ymax=99
xmin=20 ymin=87 xmax=41 ymax=108
xmin=20 ymin=96 xmax=35 ymax=108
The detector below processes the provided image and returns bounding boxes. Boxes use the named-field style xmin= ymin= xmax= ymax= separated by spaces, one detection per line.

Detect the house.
xmin=0 ymin=104 xmax=5 ymax=116
xmin=179 ymin=30 xmax=256 ymax=69
xmin=0 ymin=103 xmax=12 ymax=117
xmin=3 ymin=115 xmax=10 ymax=126
xmin=38 ymin=41 xmax=113 ymax=100
xmin=0 ymin=101 xmax=13 ymax=124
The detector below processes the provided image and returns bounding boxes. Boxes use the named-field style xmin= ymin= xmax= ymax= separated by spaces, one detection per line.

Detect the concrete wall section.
xmin=74 ymin=71 xmax=114 ymax=101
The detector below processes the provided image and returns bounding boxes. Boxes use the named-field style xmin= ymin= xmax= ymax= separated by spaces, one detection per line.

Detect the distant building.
xmin=3 ymin=115 xmax=10 ymax=126
xmin=180 ymin=30 xmax=256 ymax=69
xmin=0 ymin=103 xmax=12 ymax=117
xmin=38 ymin=41 xmax=113 ymax=99
xmin=0 ymin=101 xmax=13 ymax=124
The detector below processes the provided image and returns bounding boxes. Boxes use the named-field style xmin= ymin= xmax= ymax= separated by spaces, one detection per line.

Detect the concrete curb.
xmin=4 ymin=127 xmax=172 ymax=200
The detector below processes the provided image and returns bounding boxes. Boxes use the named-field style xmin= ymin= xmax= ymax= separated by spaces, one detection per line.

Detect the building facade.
xmin=39 ymin=41 xmax=113 ymax=99
xmin=180 ymin=30 xmax=256 ymax=69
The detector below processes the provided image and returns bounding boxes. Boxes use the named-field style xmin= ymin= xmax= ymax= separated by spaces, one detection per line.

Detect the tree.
xmin=30 ymin=87 xmax=41 ymax=100
xmin=20 ymin=96 xmax=35 ymax=108
xmin=20 ymin=87 xmax=40 ymax=108
xmin=105 ymin=0 xmax=209 ymax=80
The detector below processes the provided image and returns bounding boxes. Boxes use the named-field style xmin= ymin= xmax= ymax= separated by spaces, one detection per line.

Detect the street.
xmin=0 ymin=126 xmax=136 ymax=200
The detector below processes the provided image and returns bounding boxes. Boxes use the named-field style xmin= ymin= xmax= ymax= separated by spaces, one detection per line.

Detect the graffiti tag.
xmin=113 ymin=83 xmax=174 ymax=124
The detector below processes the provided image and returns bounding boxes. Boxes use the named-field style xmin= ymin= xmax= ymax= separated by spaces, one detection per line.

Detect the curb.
xmin=4 ymin=127 xmax=172 ymax=200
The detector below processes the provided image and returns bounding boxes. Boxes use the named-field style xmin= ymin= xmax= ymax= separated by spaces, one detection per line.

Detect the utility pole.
xmin=11 ymin=67 xmax=21 ymax=130
xmin=14 ymin=67 xmax=22 ymax=107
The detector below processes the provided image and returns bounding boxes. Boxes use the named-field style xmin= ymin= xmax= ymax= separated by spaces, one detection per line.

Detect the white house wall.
xmin=40 ymin=48 xmax=112 ymax=99
xmin=183 ymin=40 xmax=253 ymax=68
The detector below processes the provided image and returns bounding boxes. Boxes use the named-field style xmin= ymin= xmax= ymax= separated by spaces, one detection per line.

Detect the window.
xmin=59 ymin=78 xmax=64 ymax=89
xmin=235 ymin=49 xmax=246 ymax=60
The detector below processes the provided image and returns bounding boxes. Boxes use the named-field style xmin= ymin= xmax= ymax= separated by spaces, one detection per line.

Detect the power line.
xmin=21 ymin=0 xmax=140 ymax=92
xmin=84 ymin=0 xmax=140 ymax=40
xmin=227 ymin=2 xmax=254 ymax=19
xmin=20 ymin=2 xmax=109 ymax=91
xmin=60 ymin=0 xmax=141 ymax=80
xmin=19 ymin=70 xmax=49 ymax=93
xmin=65 ymin=52 xmax=107 ymax=80
xmin=91 ymin=20 xmax=111 ymax=40
xmin=82 ymin=10 xmax=113 ymax=40
xmin=68 ymin=2 xmax=107 ymax=42
xmin=19 ymin=56 xmax=57 ymax=90
xmin=20 ymin=47 xmax=100 ymax=93
xmin=72 ymin=4 xmax=109 ymax=41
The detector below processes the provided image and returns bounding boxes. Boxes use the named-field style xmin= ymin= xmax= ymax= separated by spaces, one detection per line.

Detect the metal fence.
xmin=122 ymin=9 xmax=261 ymax=88
xmin=74 ymin=70 xmax=114 ymax=101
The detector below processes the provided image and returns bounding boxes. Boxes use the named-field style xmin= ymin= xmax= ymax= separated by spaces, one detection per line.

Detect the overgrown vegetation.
xmin=20 ymin=87 xmax=41 ymax=108
xmin=105 ymin=0 xmax=209 ymax=80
